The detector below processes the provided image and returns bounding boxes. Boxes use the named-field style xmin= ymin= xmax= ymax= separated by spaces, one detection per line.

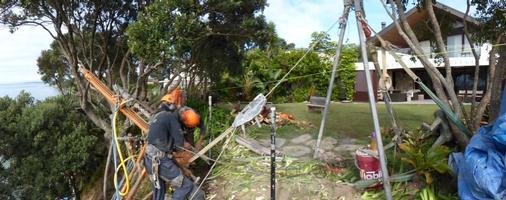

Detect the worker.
xmin=179 ymin=106 xmax=207 ymax=150
xmin=161 ymin=88 xmax=208 ymax=150
xmin=143 ymin=92 xmax=206 ymax=200
xmin=156 ymin=88 xmax=207 ymax=154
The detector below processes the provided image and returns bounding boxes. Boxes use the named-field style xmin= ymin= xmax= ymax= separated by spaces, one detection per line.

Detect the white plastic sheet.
xmin=232 ymin=94 xmax=266 ymax=128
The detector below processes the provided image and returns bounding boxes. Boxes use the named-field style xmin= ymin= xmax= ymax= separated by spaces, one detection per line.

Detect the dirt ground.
xmin=203 ymin=133 xmax=364 ymax=200
xmin=207 ymin=175 xmax=359 ymax=200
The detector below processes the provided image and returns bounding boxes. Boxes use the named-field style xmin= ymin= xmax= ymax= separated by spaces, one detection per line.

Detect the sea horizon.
xmin=0 ymin=81 xmax=60 ymax=100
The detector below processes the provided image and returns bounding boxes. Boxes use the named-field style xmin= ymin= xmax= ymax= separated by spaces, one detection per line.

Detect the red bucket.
xmin=355 ymin=147 xmax=382 ymax=187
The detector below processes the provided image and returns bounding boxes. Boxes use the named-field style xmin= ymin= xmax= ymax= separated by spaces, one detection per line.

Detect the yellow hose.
xmin=114 ymin=155 xmax=137 ymax=195
xmin=112 ymin=104 xmax=131 ymax=196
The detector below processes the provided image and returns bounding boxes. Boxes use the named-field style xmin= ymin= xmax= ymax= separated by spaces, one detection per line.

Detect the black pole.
xmin=270 ymin=107 xmax=276 ymax=200
xmin=208 ymin=95 xmax=213 ymax=159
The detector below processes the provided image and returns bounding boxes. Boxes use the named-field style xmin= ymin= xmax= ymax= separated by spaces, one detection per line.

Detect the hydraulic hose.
xmin=113 ymin=155 xmax=137 ymax=196
xmin=112 ymin=107 xmax=131 ymax=197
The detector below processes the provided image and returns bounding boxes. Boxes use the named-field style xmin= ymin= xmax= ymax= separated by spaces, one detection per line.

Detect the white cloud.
xmin=264 ymin=0 xmax=474 ymax=48
xmin=264 ymin=0 xmax=342 ymax=48
xmin=0 ymin=1 xmax=475 ymax=85
xmin=0 ymin=26 xmax=53 ymax=84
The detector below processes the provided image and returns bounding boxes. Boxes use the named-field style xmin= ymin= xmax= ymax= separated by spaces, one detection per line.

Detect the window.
xmin=462 ymin=35 xmax=472 ymax=57
xmin=420 ymin=40 xmax=431 ymax=58
xmin=447 ymin=34 xmax=462 ymax=57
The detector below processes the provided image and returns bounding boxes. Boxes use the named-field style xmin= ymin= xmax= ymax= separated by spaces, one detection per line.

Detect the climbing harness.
xmin=145 ymin=144 xmax=174 ymax=189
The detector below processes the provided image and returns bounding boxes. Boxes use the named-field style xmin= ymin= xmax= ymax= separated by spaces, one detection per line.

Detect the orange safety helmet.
xmin=160 ymin=88 xmax=184 ymax=108
xmin=179 ymin=107 xmax=200 ymax=128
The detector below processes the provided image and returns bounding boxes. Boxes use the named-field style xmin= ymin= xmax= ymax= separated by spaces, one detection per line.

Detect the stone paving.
xmin=259 ymin=133 xmax=362 ymax=162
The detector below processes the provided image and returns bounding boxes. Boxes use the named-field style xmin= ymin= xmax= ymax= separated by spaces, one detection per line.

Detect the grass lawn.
xmin=245 ymin=102 xmax=439 ymax=143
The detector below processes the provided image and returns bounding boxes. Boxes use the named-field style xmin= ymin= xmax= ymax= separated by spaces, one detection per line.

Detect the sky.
xmin=0 ymin=0 xmax=473 ymax=84
xmin=0 ymin=26 xmax=54 ymax=84
xmin=263 ymin=0 xmax=472 ymax=47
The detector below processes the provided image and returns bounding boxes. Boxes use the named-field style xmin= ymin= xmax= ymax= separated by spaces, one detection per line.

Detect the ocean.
xmin=0 ymin=81 xmax=60 ymax=100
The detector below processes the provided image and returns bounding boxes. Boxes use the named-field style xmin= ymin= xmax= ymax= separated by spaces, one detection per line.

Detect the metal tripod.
xmin=313 ymin=0 xmax=393 ymax=199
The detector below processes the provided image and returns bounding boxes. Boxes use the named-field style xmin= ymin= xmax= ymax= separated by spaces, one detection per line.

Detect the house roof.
xmin=369 ymin=3 xmax=480 ymax=48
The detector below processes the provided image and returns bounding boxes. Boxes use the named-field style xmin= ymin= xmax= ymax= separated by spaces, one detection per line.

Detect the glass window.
xmin=462 ymin=36 xmax=472 ymax=57
xmin=420 ymin=40 xmax=431 ymax=58
xmin=447 ymin=35 xmax=462 ymax=57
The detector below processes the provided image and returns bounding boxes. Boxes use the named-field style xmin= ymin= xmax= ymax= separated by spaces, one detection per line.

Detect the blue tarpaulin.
xmin=450 ymin=83 xmax=506 ymax=199
xmin=501 ymin=83 xmax=506 ymax=117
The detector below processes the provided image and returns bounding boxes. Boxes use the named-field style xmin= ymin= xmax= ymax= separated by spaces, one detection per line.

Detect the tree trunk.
xmin=425 ymin=0 xmax=454 ymax=89
xmin=378 ymin=0 xmax=470 ymax=147
xmin=489 ymin=46 xmax=506 ymax=122
xmin=389 ymin=0 xmax=450 ymax=105
xmin=425 ymin=0 xmax=463 ymax=119
xmin=367 ymin=41 xmax=400 ymax=133
xmin=119 ymin=51 xmax=131 ymax=89
xmin=463 ymin=0 xmax=482 ymax=131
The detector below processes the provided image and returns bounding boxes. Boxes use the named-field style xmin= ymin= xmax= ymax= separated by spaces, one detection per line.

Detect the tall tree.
xmin=0 ymin=0 xmax=150 ymax=133
xmin=1 ymin=0 xmax=272 ymax=133
xmin=310 ymin=31 xmax=338 ymax=55
xmin=126 ymin=0 xmax=272 ymax=99
xmin=378 ymin=0 xmax=484 ymax=147
xmin=37 ymin=41 xmax=73 ymax=95
xmin=472 ymin=0 xmax=506 ymax=122
xmin=379 ymin=0 xmax=506 ymax=146
xmin=0 ymin=93 xmax=103 ymax=199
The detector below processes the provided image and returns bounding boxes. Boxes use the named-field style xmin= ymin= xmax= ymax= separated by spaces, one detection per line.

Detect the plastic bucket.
xmin=355 ymin=147 xmax=382 ymax=187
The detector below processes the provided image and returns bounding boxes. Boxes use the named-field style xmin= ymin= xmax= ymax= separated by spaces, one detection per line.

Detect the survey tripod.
xmin=313 ymin=0 xmax=393 ymax=199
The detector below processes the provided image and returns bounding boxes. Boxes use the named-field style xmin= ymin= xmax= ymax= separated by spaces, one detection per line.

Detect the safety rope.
xmin=357 ymin=14 xmax=473 ymax=137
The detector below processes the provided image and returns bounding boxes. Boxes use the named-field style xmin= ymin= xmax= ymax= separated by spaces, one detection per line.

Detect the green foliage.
xmin=211 ymin=143 xmax=359 ymax=198
xmin=396 ymin=129 xmax=452 ymax=185
xmin=337 ymin=44 xmax=359 ymax=101
xmin=360 ymin=126 xmax=458 ymax=199
xmin=415 ymin=185 xmax=459 ymax=200
xmin=417 ymin=186 xmax=436 ymax=200
xmin=186 ymin=97 xmax=233 ymax=139
xmin=310 ymin=31 xmax=338 ymax=55
xmin=293 ymin=87 xmax=310 ymax=102
xmin=399 ymin=143 xmax=451 ymax=184
xmin=0 ymin=93 xmax=103 ymax=199
xmin=472 ymin=0 xmax=506 ymax=43
xmin=127 ymin=0 xmax=272 ymax=82
xmin=216 ymin=31 xmax=358 ymax=103
xmin=36 ymin=41 xmax=73 ymax=94
xmin=360 ymin=183 xmax=458 ymax=200
xmin=361 ymin=183 xmax=413 ymax=200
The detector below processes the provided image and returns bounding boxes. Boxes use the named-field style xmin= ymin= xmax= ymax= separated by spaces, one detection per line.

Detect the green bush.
xmin=214 ymin=33 xmax=358 ymax=103
xmin=337 ymin=45 xmax=359 ymax=101
xmin=0 ymin=93 xmax=103 ymax=199
xmin=293 ymin=87 xmax=310 ymax=102
xmin=187 ymin=97 xmax=233 ymax=138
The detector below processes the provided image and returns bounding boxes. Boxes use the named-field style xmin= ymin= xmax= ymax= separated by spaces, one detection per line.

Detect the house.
xmin=353 ymin=3 xmax=491 ymax=102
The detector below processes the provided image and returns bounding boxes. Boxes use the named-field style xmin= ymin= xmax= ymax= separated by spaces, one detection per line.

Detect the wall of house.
xmin=374 ymin=43 xmax=491 ymax=71
xmin=353 ymin=70 xmax=378 ymax=102
xmin=393 ymin=70 xmax=415 ymax=92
